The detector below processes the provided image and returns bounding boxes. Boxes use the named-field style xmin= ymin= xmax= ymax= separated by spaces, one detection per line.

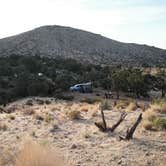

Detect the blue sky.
xmin=0 ymin=0 xmax=166 ymax=49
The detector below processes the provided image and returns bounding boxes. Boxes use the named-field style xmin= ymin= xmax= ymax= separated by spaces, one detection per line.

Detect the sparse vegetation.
xmin=66 ymin=110 xmax=81 ymax=120
xmin=14 ymin=140 xmax=66 ymax=166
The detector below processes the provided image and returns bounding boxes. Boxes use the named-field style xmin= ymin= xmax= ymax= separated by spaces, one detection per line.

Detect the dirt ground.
xmin=0 ymin=96 xmax=166 ymax=166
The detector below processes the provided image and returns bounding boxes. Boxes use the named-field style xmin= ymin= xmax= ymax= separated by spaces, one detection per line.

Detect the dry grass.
xmin=14 ymin=140 xmax=68 ymax=166
xmin=66 ymin=110 xmax=81 ymax=120
xmin=152 ymin=98 xmax=166 ymax=114
xmin=143 ymin=109 xmax=157 ymax=122
xmin=142 ymin=120 xmax=153 ymax=130
xmin=126 ymin=102 xmax=138 ymax=112
xmin=114 ymin=100 xmax=130 ymax=110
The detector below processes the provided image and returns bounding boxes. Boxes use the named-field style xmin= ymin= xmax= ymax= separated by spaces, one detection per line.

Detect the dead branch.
xmin=94 ymin=109 xmax=127 ymax=132
xmin=94 ymin=109 xmax=107 ymax=132
xmin=119 ymin=113 xmax=142 ymax=140
xmin=110 ymin=112 xmax=127 ymax=132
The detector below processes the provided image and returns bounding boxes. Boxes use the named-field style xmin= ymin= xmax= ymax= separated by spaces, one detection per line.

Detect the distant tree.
xmin=155 ymin=69 xmax=166 ymax=97
xmin=127 ymin=69 xmax=149 ymax=98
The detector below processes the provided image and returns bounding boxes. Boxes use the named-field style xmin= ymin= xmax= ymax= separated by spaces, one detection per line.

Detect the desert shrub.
xmin=80 ymin=98 xmax=101 ymax=104
xmin=152 ymin=98 xmax=166 ymax=114
xmin=144 ymin=110 xmax=157 ymax=122
xmin=0 ymin=123 xmax=8 ymax=131
xmin=45 ymin=100 xmax=51 ymax=105
xmin=25 ymin=100 xmax=33 ymax=106
xmin=7 ymin=114 xmax=15 ymax=120
xmin=142 ymin=120 xmax=153 ymax=130
xmin=66 ymin=110 xmax=81 ymax=120
xmin=55 ymin=93 xmax=74 ymax=101
xmin=35 ymin=99 xmax=44 ymax=105
xmin=126 ymin=102 xmax=138 ymax=112
xmin=153 ymin=118 xmax=166 ymax=130
xmin=115 ymin=100 xmax=130 ymax=110
xmin=14 ymin=141 xmax=66 ymax=166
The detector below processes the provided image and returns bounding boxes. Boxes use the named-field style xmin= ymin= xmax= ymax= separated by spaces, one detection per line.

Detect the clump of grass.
xmin=143 ymin=107 xmax=166 ymax=131
xmin=80 ymin=98 xmax=101 ymax=104
xmin=126 ymin=102 xmax=138 ymax=112
xmin=7 ymin=114 xmax=15 ymax=120
xmin=153 ymin=118 xmax=166 ymax=130
xmin=152 ymin=98 xmax=166 ymax=114
xmin=115 ymin=100 xmax=130 ymax=110
xmin=0 ymin=123 xmax=8 ymax=131
xmin=25 ymin=100 xmax=33 ymax=106
xmin=142 ymin=120 xmax=153 ymax=130
xmin=66 ymin=110 xmax=81 ymax=120
xmin=14 ymin=140 xmax=67 ymax=166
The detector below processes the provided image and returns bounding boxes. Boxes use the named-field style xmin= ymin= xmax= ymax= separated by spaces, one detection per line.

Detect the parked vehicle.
xmin=70 ymin=82 xmax=93 ymax=93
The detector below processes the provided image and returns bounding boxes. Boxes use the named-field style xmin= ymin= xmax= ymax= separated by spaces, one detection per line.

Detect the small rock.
xmin=71 ymin=144 xmax=77 ymax=149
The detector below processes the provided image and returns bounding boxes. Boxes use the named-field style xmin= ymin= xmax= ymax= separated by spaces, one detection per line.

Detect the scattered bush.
xmin=115 ymin=100 xmax=130 ymax=110
xmin=25 ymin=100 xmax=33 ymax=106
xmin=66 ymin=110 xmax=81 ymax=120
xmin=7 ymin=114 xmax=15 ymax=120
xmin=80 ymin=98 xmax=101 ymax=104
xmin=151 ymin=98 xmax=166 ymax=114
xmin=153 ymin=118 xmax=166 ymax=130
xmin=142 ymin=120 xmax=153 ymax=130
xmin=126 ymin=102 xmax=138 ymax=112
xmin=55 ymin=94 xmax=74 ymax=101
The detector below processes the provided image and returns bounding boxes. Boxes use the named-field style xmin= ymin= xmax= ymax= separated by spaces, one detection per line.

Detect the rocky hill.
xmin=0 ymin=25 xmax=165 ymax=66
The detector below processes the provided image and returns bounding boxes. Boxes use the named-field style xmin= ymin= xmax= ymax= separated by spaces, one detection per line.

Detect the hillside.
xmin=0 ymin=25 xmax=165 ymax=66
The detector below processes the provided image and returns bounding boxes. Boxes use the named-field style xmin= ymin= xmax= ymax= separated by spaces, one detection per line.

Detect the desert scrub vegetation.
xmin=114 ymin=100 xmax=130 ymax=110
xmin=13 ymin=140 xmax=69 ymax=166
xmin=80 ymin=97 xmax=101 ymax=104
xmin=66 ymin=110 xmax=81 ymax=120
xmin=100 ymin=99 xmax=111 ymax=110
xmin=143 ymin=105 xmax=166 ymax=131
xmin=125 ymin=101 xmax=138 ymax=112
xmin=151 ymin=98 xmax=166 ymax=114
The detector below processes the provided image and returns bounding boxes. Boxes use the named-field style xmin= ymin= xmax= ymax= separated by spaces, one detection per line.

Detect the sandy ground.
xmin=0 ymin=97 xmax=166 ymax=166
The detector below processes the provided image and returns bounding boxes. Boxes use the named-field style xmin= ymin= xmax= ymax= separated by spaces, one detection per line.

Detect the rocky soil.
xmin=0 ymin=97 xmax=166 ymax=166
